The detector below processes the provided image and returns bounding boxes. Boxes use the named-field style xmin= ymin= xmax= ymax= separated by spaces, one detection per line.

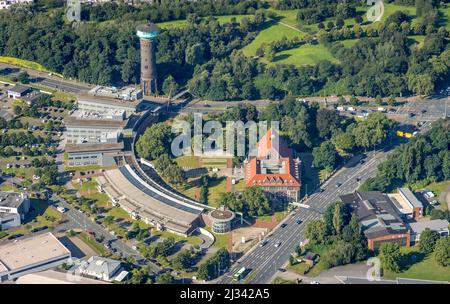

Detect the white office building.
xmin=0 ymin=192 xmax=30 ymax=230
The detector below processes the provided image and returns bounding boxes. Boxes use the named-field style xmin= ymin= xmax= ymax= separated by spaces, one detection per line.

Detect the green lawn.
xmin=207 ymin=177 xmax=227 ymax=208
xmin=153 ymin=230 xmax=203 ymax=246
xmin=383 ymin=246 xmax=450 ymax=282
xmin=72 ymin=179 xmax=98 ymax=193
xmin=270 ymin=43 xmax=337 ymax=66
xmin=77 ymin=232 xmax=110 ymax=256
xmin=174 ymin=156 xmax=200 ymax=168
xmin=157 ymin=14 xmax=254 ymax=29
xmin=272 ymin=277 xmax=296 ymax=284
xmin=380 ymin=3 xmax=417 ymax=24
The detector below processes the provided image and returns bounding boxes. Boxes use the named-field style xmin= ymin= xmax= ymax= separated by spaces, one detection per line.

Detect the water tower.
xmin=136 ymin=22 xmax=159 ymax=96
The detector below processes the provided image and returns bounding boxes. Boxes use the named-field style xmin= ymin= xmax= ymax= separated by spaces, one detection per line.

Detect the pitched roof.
xmin=245 ymin=128 xmax=300 ymax=188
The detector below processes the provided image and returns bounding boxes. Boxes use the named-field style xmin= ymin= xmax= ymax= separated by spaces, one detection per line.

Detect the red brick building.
xmin=244 ymin=129 xmax=301 ymax=202
xmin=340 ymin=192 xmax=411 ymax=251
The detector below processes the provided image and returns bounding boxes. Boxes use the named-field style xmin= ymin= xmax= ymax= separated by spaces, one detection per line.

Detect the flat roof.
xmin=102 ymin=167 xmax=201 ymax=229
xmin=209 ymin=209 xmax=235 ymax=221
xmin=7 ymin=85 xmax=31 ymax=94
xmin=64 ymin=116 xmax=127 ymax=128
xmin=65 ymin=142 xmax=124 ymax=153
xmin=0 ymin=233 xmax=70 ymax=271
xmin=16 ymin=269 xmax=111 ymax=284
xmin=76 ymin=94 xmax=140 ymax=108
xmin=0 ymin=191 xmax=27 ymax=208
xmin=409 ymin=219 xmax=450 ymax=234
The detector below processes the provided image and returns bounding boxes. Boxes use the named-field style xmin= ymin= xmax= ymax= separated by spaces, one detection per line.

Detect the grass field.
xmin=157 ymin=14 xmax=254 ymax=29
xmin=0 ymin=56 xmax=55 ymax=74
xmin=383 ymin=246 xmax=450 ymax=282
xmin=174 ymin=156 xmax=200 ymax=168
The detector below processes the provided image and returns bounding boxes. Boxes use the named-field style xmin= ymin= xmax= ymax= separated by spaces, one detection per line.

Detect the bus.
xmin=233 ymin=267 xmax=246 ymax=281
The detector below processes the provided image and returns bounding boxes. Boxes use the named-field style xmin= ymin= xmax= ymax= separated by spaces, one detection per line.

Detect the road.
xmin=217 ymin=150 xmax=386 ymax=284
xmin=0 ymin=62 xmax=91 ymax=93
xmin=218 ymin=96 xmax=448 ymax=284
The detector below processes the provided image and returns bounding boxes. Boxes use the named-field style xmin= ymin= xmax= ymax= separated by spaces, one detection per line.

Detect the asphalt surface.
xmin=0 ymin=63 xmax=91 ymax=93
xmin=217 ymin=97 xmax=448 ymax=284
xmin=217 ymin=151 xmax=386 ymax=284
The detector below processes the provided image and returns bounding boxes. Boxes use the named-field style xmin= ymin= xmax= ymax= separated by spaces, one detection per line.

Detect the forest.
xmin=0 ymin=0 xmax=449 ymax=98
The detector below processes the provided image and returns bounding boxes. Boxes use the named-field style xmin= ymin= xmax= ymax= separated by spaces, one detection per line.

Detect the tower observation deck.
xmin=136 ymin=22 xmax=160 ymax=96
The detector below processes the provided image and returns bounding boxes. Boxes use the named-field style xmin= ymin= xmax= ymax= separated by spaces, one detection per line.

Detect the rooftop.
xmin=7 ymin=85 xmax=31 ymax=95
xmin=136 ymin=22 xmax=159 ymax=33
xmin=399 ymin=188 xmax=423 ymax=209
xmin=0 ymin=233 xmax=70 ymax=271
xmin=340 ymin=191 xmax=409 ymax=239
xmin=209 ymin=208 xmax=235 ymax=222
xmin=65 ymin=142 xmax=124 ymax=153
xmin=64 ymin=115 xmax=127 ymax=128
xmin=83 ymin=256 xmax=122 ymax=278
xmin=408 ymin=219 xmax=450 ymax=234
xmin=0 ymin=191 xmax=28 ymax=208
xmin=76 ymin=94 xmax=140 ymax=108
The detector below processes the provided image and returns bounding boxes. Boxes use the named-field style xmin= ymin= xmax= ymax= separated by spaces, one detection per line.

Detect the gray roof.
xmin=136 ymin=22 xmax=159 ymax=33
xmin=340 ymin=191 xmax=409 ymax=239
xmin=85 ymin=256 xmax=122 ymax=278
xmin=408 ymin=219 xmax=450 ymax=234
xmin=65 ymin=142 xmax=124 ymax=153
xmin=399 ymin=188 xmax=423 ymax=208
xmin=7 ymin=85 xmax=32 ymax=95
xmin=0 ymin=192 xmax=27 ymax=208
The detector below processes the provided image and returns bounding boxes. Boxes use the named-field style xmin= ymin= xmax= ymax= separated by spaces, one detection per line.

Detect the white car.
xmin=275 ymin=241 xmax=281 ymax=248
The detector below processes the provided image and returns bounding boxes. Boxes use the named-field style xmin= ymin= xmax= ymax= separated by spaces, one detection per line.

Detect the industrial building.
xmin=0 ymin=191 xmax=30 ymax=230
xmin=408 ymin=219 xmax=449 ymax=244
xmin=244 ymin=129 xmax=301 ymax=202
xmin=340 ymin=191 xmax=411 ymax=250
xmin=388 ymin=188 xmax=424 ymax=220
xmin=0 ymin=233 xmax=71 ymax=282
xmin=64 ymin=111 xmax=127 ymax=144
xmin=98 ymin=165 xmax=204 ymax=236
xmin=6 ymin=85 xmax=32 ymax=99
xmin=66 ymin=142 xmax=124 ymax=167
xmin=89 ymin=86 xmax=143 ymax=101
xmin=136 ymin=22 xmax=159 ymax=95
xmin=76 ymin=95 xmax=143 ymax=117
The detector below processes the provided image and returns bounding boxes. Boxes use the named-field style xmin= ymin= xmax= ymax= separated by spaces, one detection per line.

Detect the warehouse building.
xmin=340 ymin=191 xmax=410 ymax=250
xmin=66 ymin=142 xmax=124 ymax=167
xmin=76 ymin=95 xmax=143 ymax=118
xmin=408 ymin=219 xmax=450 ymax=244
xmin=0 ymin=233 xmax=71 ymax=282
xmin=388 ymin=188 xmax=423 ymax=220
xmin=6 ymin=85 xmax=32 ymax=99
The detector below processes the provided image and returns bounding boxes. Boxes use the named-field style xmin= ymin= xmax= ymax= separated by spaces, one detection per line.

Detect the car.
xmin=310 ymin=281 xmax=320 ymax=284
xmin=296 ymin=219 xmax=302 ymax=225
xmin=31 ymin=226 xmax=48 ymax=233
xmin=259 ymin=240 xmax=268 ymax=247
xmin=356 ymin=177 xmax=361 ymax=182
xmin=278 ymin=268 xmax=286 ymax=273
xmin=8 ymin=234 xmax=23 ymax=240
xmin=274 ymin=241 xmax=281 ymax=248
xmin=335 ymin=183 xmax=342 ymax=188
xmin=318 ymin=188 xmax=325 ymax=193
xmin=280 ymin=223 xmax=287 ymax=228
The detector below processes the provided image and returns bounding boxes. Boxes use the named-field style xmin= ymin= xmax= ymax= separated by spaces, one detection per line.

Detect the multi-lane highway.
xmin=218 ymin=97 xmax=448 ymax=284
xmin=218 ymin=150 xmax=387 ymax=284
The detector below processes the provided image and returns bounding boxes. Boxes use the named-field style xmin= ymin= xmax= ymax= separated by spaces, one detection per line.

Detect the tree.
xmin=316 ymin=108 xmax=341 ymax=138
xmin=162 ymin=75 xmax=178 ymax=97
xmin=336 ymin=18 xmax=345 ymax=29
xmin=418 ymin=228 xmax=440 ymax=254
xmin=332 ymin=203 xmax=344 ymax=235
xmin=17 ymin=71 xmax=30 ymax=84
xmin=434 ymin=237 xmax=450 ymax=267
xmin=379 ymin=243 xmax=402 ymax=273
xmin=312 ymin=141 xmax=338 ymax=170
xmin=156 ymin=273 xmax=174 ymax=284
xmin=355 ymin=15 xmax=363 ymax=24
xmin=305 ymin=220 xmax=326 ymax=245
xmin=136 ymin=123 xmax=172 ymax=160
xmin=333 ymin=131 xmax=356 ymax=154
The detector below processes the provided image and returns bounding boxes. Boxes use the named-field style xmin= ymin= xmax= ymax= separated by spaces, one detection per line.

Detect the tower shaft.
xmin=140 ymin=38 xmax=157 ymax=95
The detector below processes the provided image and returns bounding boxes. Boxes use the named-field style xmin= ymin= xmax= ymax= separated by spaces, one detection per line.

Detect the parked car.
xmin=275 ymin=241 xmax=281 ymax=248
xmin=296 ymin=219 xmax=302 ymax=225
xmin=280 ymin=223 xmax=287 ymax=228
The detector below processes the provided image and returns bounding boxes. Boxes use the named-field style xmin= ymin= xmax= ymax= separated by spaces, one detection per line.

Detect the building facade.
xmin=0 ymin=192 xmax=30 ymax=230
xmin=244 ymin=129 xmax=301 ymax=202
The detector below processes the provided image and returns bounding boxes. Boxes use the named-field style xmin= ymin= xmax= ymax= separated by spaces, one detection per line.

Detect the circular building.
xmin=208 ymin=208 xmax=235 ymax=234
